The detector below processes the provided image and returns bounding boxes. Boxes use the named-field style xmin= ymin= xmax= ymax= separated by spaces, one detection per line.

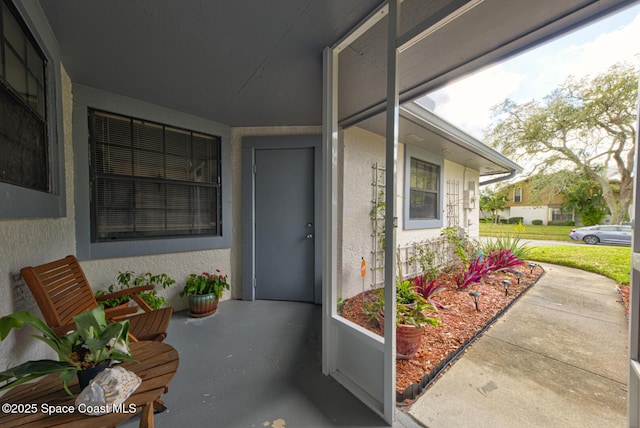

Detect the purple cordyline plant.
xmin=484 ymin=249 xmax=524 ymax=272
xmin=456 ymin=257 xmax=492 ymax=290
xmin=413 ymin=275 xmax=446 ymax=310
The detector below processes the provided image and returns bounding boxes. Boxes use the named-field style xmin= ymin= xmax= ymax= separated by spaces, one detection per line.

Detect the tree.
xmin=525 ymin=170 xmax=610 ymax=225
xmin=479 ymin=188 xmax=508 ymax=223
xmin=487 ymin=62 xmax=638 ymax=224
xmin=560 ymin=172 xmax=610 ymax=226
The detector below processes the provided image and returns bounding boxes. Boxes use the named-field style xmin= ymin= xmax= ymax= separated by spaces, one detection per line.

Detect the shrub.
xmin=532 ymin=219 xmax=543 ymax=225
xmin=455 ymin=257 xmax=491 ymax=290
xmin=413 ymin=275 xmax=445 ymax=310
xmin=563 ymin=220 xmax=575 ymax=226
xmin=480 ymin=234 xmax=530 ymax=260
xmin=499 ymin=219 xmax=508 ymax=224
xmin=441 ymin=226 xmax=477 ymax=263
xmin=484 ymin=249 xmax=524 ymax=271
xmin=508 ymin=217 xmax=523 ymax=224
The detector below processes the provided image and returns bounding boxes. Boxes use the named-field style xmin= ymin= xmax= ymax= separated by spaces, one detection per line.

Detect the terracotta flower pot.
xmin=377 ymin=313 xmax=425 ymax=360
xmin=395 ymin=323 xmax=425 ymax=360
xmin=188 ymin=293 xmax=219 ymax=318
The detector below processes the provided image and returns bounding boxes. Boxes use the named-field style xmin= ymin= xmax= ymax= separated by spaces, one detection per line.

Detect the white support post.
xmin=322 ymin=46 xmax=339 ymax=376
xmin=628 ymin=83 xmax=640 ymax=428
xmin=383 ymin=0 xmax=400 ymax=424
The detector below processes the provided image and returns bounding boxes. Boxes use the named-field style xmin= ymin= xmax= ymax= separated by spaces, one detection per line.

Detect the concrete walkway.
xmin=406 ymin=262 xmax=629 ymax=428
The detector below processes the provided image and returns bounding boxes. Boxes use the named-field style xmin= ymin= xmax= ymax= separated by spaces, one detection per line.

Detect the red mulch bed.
xmin=341 ymin=263 xmax=545 ymax=395
xmin=618 ymin=285 xmax=630 ymax=318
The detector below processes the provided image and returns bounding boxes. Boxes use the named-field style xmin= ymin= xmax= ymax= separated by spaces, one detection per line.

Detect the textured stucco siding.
xmin=0 ymin=65 xmax=75 ymax=376
xmin=339 ymin=127 xmax=481 ymax=300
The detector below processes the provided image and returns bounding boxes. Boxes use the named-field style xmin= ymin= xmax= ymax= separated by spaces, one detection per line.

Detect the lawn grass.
xmin=526 ymin=245 xmax=631 ymax=285
xmin=480 ymin=223 xmax=574 ymax=241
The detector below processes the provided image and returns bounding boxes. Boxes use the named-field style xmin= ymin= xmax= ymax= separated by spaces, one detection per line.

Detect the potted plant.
xmin=95 ymin=271 xmax=176 ymax=310
xmin=371 ymin=279 xmax=439 ymax=360
xmin=0 ymin=306 xmax=135 ymax=394
xmin=180 ymin=270 xmax=230 ymax=318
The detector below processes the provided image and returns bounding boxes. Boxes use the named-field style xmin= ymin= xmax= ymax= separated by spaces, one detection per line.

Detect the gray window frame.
xmin=0 ymin=0 xmax=65 ymax=219
xmin=88 ymin=109 xmax=223 ymax=242
xmin=74 ymin=85 xmax=231 ymax=259
xmin=403 ymin=145 xmax=443 ymax=230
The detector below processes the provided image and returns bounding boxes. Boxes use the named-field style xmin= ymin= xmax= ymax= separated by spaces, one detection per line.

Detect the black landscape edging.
xmin=396 ymin=267 xmax=547 ymax=403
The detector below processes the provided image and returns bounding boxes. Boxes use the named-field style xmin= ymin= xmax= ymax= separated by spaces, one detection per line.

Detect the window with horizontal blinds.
xmin=89 ymin=109 xmax=222 ymax=242
xmin=409 ymin=157 xmax=439 ymax=220
xmin=0 ymin=0 xmax=48 ymax=192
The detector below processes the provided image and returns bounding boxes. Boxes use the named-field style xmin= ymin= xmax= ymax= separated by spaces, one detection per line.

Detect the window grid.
xmin=551 ymin=208 xmax=573 ymax=222
xmin=514 ymin=187 xmax=522 ymax=203
xmin=410 ymin=157 xmax=439 ymax=220
xmin=89 ymin=109 xmax=222 ymax=242
xmin=0 ymin=0 xmax=49 ymax=192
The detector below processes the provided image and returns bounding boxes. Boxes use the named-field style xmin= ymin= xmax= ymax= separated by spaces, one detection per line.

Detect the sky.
xmin=419 ymin=3 xmax=640 ymax=141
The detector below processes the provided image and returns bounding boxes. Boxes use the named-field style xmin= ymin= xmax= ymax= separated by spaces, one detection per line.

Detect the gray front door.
xmin=254 ymin=148 xmax=315 ymax=302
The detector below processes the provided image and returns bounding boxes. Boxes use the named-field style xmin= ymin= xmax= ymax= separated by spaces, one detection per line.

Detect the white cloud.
xmin=425 ymin=65 xmax=523 ymax=138
xmin=422 ymin=6 xmax=640 ymax=140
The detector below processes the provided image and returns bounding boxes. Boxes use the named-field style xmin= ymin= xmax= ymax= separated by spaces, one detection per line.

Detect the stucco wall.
xmin=508 ymin=206 xmax=548 ymax=225
xmin=339 ymin=127 xmax=481 ymax=300
xmin=0 ymin=65 xmax=76 ymax=374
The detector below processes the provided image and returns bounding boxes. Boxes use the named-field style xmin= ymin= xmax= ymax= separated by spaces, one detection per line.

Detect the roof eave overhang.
xmin=400 ymin=101 xmax=523 ymax=177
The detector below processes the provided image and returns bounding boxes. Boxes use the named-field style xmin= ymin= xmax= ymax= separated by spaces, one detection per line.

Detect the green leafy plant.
xmin=480 ymin=234 xmax=530 ymax=260
xmin=441 ymin=226 xmax=477 ymax=263
xmin=367 ymin=280 xmax=440 ymax=328
xmin=180 ymin=270 xmax=230 ymax=298
xmin=0 ymin=306 xmax=135 ymax=394
xmin=96 ymin=271 xmax=176 ymax=310
xmin=410 ymin=244 xmax=441 ymax=282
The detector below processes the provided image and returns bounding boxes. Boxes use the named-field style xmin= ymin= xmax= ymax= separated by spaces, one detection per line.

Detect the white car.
xmin=568 ymin=225 xmax=632 ymax=245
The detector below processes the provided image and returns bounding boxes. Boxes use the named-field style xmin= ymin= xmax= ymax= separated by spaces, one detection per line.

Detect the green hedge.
xmin=508 ymin=217 xmax=523 ymax=224
xmin=532 ymin=219 xmax=543 ymax=225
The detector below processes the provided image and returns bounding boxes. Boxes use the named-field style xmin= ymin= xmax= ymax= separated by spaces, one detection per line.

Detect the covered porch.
xmin=1 ymin=0 xmax=639 ymax=426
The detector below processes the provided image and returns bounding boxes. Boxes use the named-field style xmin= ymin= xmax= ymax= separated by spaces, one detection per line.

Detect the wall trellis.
xmin=370 ymin=162 xmax=386 ymax=289
xmin=446 ymin=179 xmax=460 ymax=229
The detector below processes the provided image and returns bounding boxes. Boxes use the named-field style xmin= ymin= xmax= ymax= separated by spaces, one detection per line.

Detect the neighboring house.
xmin=496 ymin=180 xmax=574 ymax=225
xmin=496 ymin=178 xmax=624 ymax=225
xmin=0 ymin=0 xmax=632 ymax=424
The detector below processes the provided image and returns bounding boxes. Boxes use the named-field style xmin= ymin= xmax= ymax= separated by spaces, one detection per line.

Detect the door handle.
xmin=306 ymin=233 xmax=313 ymax=239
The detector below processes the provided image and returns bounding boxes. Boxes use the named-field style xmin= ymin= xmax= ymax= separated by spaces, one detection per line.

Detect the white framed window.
xmin=514 ymin=187 xmax=522 ymax=203
xmin=404 ymin=145 xmax=443 ymax=229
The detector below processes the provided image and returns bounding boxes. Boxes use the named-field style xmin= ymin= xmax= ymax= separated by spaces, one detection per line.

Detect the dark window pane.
xmin=0 ymin=86 xmax=47 ymax=190
xmin=90 ymin=109 xmax=221 ymax=241
xmin=3 ymin=4 xmax=24 ymax=60
xmin=409 ymin=157 xmax=439 ymax=221
xmin=410 ymin=190 xmax=437 ymax=220
xmin=5 ymin=46 xmax=26 ymax=96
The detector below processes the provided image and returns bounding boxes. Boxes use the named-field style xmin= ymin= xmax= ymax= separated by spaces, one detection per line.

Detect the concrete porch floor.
xmin=120 ymin=262 xmax=629 ymax=427
xmin=121 ymin=299 xmax=408 ymax=428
